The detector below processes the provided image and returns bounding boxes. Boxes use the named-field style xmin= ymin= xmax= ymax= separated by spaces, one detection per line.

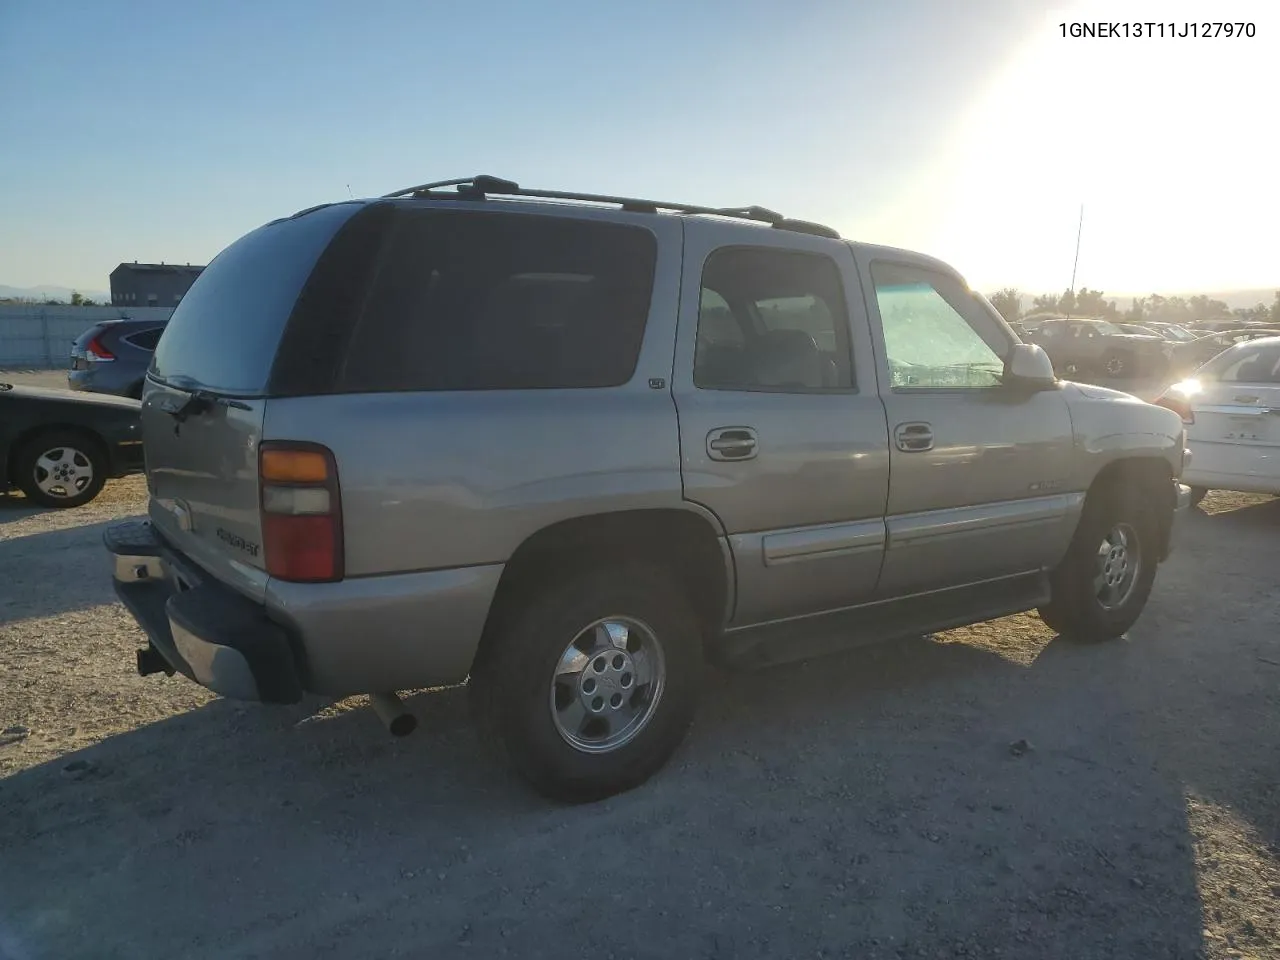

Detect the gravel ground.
xmin=1 ymin=368 xmax=1277 ymax=960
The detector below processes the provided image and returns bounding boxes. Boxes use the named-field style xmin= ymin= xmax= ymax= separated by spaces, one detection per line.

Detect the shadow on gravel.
xmin=0 ymin=490 xmax=51 ymax=525
xmin=0 ymin=626 xmax=1215 ymax=960
xmin=0 ymin=518 xmax=121 ymax=624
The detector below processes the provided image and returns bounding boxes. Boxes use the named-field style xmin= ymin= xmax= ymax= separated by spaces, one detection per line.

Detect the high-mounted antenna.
xmin=1067 ymin=203 xmax=1084 ymax=317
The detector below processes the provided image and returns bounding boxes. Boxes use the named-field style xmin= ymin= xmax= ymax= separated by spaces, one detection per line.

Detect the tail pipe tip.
xmin=369 ymin=692 xmax=417 ymax=737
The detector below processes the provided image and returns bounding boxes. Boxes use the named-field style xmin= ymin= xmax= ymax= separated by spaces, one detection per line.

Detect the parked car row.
xmin=1018 ymin=315 xmax=1280 ymax=382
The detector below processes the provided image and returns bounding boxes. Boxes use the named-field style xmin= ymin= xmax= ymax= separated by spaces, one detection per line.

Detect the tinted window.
xmin=871 ymin=263 xmax=1008 ymax=389
xmin=1200 ymin=341 xmax=1280 ymax=383
xmin=338 ymin=211 xmax=656 ymax=392
xmin=125 ymin=327 xmax=163 ymax=351
xmin=149 ymin=202 xmax=360 ymax=396
xmin=694 ymin=247 xmax=853 ymax=392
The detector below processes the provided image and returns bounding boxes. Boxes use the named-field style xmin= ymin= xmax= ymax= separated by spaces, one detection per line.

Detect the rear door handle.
xmin=707 ymin=427 xmax=758 ymax=461
xmin=894 ymin=421 xmax=934 ymax=452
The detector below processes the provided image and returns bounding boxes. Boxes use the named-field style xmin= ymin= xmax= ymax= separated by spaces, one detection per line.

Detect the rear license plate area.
xmin=1221 ymin=416 xmax=1269 ymax=442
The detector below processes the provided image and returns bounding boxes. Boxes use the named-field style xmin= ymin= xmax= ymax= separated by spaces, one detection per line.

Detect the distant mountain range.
xmin=0 ymin=284 xmax=112 ymax=303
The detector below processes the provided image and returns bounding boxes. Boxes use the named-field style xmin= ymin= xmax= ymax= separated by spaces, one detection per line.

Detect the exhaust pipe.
xmin=369 ymin=692 xmax=417 ymax=737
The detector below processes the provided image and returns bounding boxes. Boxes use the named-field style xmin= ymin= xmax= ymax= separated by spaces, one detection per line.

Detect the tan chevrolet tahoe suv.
xmin=105 ymin=175 xmax=1192 ymax=801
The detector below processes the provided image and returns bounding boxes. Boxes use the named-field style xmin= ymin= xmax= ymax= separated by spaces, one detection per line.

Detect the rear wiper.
xmin=158 ymin=389 xmax=251 ymax=423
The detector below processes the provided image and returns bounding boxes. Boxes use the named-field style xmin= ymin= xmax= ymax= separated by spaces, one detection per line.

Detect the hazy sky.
xmin=1 ymin=0 xmax=1275 ymax=297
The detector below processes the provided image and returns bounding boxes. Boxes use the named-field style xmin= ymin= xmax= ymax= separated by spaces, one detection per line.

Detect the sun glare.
xmin=917 ymin=0 xmax=1277 ymax=295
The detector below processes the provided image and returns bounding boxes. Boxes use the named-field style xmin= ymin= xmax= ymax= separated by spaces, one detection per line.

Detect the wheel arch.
xmin=1082 ymin=455 xmax=1175 ymax=558
xmin=481 ymin=506 xmax=734 ymax=646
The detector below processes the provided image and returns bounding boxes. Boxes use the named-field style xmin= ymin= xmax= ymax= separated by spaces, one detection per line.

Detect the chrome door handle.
xmin=707 ymin=427 xmax=758 ymax=461
xmin=894 ymin=422 xmax=934 ymax=452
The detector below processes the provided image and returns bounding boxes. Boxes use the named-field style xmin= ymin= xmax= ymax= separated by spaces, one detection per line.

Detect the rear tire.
xmin=469 ymin=563 xmax=703 ymax=803
xmin=14 ymin=430 xmax=108 ymax=509
xmin=1102 ymin=352 xmax=1131 ymax=378
xmin=1037 ymin=481 xmax=1160 ymax=642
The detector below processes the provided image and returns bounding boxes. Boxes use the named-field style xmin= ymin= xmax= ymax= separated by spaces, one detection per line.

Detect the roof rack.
xmin=380 ymin=175 xmax=841 ymax=239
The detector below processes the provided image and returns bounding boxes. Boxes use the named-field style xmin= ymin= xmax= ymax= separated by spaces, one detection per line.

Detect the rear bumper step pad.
xmin=104 ymin=519 xmax=303 ymax=703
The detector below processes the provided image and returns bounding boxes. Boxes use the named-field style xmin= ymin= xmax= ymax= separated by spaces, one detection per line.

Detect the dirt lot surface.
xmin=1 ymin=368 xmax=1277 ymax=960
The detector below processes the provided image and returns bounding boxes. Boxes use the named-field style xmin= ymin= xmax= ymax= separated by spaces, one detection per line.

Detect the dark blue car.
xmin=67 ymin=318 xmax=167 ymax=399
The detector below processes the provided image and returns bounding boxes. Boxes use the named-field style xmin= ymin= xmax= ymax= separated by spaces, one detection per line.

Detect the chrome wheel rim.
xmin=1105 ymin=356 xmax=1125 ymax=376
xmin=549 ymin=616 xmax=666 ymax=754
xmin=1094 ymin=522 xmax=1140 ymax=610
xmin=33 ymin=446 xmax=93 ymax=499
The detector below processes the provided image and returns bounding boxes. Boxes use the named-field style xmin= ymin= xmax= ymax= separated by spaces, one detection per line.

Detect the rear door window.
xmin=149 ymin=202 xmax=360 ymax=396
xmin=338 ymin=210 xmax=658 ymax=392
xmin=694 ymin=247 xmax=853 ymax=391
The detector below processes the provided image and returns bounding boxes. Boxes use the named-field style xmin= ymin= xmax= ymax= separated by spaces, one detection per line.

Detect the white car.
xmin=1157 ymin=336 xmax=1280 ymax=503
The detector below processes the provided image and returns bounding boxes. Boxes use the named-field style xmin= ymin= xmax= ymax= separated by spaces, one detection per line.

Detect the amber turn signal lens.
xmin=260 ymin=448 xmax=330 ymax=483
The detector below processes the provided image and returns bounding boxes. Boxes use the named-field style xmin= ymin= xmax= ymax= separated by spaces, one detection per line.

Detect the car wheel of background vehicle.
xmin=1102 ymin=353 xmax=1129 ymax=377
xmin=1189 ymin=486 xmax=1209 ymax=507
xmin=1061 ymin=361 xmax=1081 ymax=378
xmin=1037 ymin=481 xmax=1159 ymax=643
xmin=14 ymin=430 xmax=108 ymax=508
xmin=469 ymin=563 xmax=703 ymax=803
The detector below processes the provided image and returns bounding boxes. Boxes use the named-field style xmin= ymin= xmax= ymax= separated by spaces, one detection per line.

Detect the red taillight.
xmin=85 ymin=334 xmax=115 ymax=360
xmin=259 ymin=442 xmax=343 ymax=582
xmin=1154 ymin=392 xmax=1194 ymax=424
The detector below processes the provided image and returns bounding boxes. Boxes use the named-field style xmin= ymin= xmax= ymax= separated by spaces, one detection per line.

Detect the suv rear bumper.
xmin=105 ymin=519 xmax=503 ymax=701
xmin=105 ymin=520 xmax=304 ymax=702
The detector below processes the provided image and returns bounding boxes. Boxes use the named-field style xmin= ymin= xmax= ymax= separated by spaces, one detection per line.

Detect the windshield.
xmin=1091 ymin=320 xmax=1124 ymax=336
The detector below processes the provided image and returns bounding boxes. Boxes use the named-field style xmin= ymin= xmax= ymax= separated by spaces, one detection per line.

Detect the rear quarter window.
xmin=124 ymin=327 xmax=163 ymax=351
xmin=336 ymin=210 xmax=657 ymax=392
xmin=149 ymin=202 xmax=361 ymax=396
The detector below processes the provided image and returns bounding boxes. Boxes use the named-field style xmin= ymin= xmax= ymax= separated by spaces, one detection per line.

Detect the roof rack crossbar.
xmin=379 ymin=175 xmax=838 ymax=236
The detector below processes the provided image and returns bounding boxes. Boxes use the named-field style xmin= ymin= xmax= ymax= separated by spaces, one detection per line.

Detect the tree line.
xmin=0 ymin=291 xmax=104 ymax=306
xmin=986 ymin=287 xmax=1280 ymax=327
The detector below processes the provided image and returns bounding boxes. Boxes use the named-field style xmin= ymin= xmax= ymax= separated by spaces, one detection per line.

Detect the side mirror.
xmin=1006 ymin=342 xmax=1057 ymax=388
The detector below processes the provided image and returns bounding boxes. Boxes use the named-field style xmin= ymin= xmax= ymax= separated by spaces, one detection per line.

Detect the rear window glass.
xmin=337 ymin=210 xmax=657 ymax=392
xmin=1199 ymin=340 xmax=1280 ymax=383
xmin=125 ymin=327 xmax=163 ymax=350
xmin=149 ymin=202 xmax=359 ymax=396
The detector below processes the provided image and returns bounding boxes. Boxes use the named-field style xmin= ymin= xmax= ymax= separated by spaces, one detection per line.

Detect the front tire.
xmin=469 ymin=564 xmax=704 ymax=802
xmin=1037 ymin=482 xmax=1160 ymax=642
xmin=14 ymin=430 xmax=108 ymax=508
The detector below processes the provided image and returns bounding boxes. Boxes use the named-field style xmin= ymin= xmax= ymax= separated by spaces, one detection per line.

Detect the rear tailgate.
xmin=144 ymin=390 xmax=271 ymax=598
xmin=1187 ymin=340 xmax=1280 ymax=484
xmin=141 ymin=200 xmax=366 ymax=601
xmin=1189 ymin=382 xmax=1280 ymax=473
